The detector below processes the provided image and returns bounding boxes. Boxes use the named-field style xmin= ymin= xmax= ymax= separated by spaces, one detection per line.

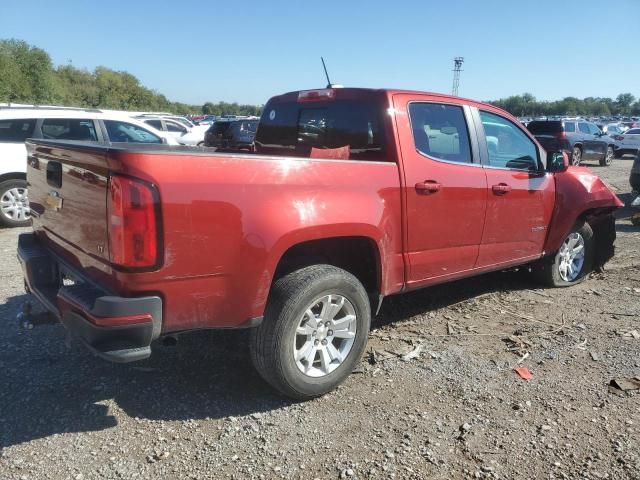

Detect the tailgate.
xmin=26 ymin=140 xmax=111 ymax=269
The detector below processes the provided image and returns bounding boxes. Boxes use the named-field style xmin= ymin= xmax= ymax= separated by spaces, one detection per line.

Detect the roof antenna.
xmin=321 ymin=57 xmax=332 ymax=88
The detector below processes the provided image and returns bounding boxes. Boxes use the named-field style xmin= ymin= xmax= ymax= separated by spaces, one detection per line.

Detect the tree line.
xmin=2 ymin=39 xmax=638 ymax=119
xmin=0 ymin=39 xmax=262 ymax=116
xmin=488 ymin=92 xmax=640 ymax=117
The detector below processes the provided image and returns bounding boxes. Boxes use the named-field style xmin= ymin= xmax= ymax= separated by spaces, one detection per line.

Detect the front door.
xmin=393 ymin=94 xmax=488 ymax=287
xmin=474 ymin=109 xmax=555 ymax=267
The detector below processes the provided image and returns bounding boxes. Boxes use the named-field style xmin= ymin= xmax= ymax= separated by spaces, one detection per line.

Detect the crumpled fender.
xmin=544 ymin=167 xmax=623 ymax=254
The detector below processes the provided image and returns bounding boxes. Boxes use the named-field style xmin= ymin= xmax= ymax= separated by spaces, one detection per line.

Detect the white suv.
xmin=0 ymin=107 xmax=178 ymax=227
xmin=136 ymin=115 xmax=209 ymax=146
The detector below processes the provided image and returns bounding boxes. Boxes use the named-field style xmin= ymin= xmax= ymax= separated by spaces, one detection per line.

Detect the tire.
xmin=250 ymin=265 xmax=371 ymax=400
xmin=571 ymin=146 xmax=582 ymax=166
xmin=600 ymin=146 xmax=614 ymax=166
xmin=532 ymin=221 xmax=594 ymax=287
xmin=197 ymin=141 xmax=204 ymax=147
xmin=631 ymin=214 xmax=640 ymax=227
xmin=0 ymin=179 xmax=30 ymax=228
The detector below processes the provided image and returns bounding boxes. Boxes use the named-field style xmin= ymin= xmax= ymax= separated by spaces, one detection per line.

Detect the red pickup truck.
xmin=19 ymin=87 xmax=622 ymax=399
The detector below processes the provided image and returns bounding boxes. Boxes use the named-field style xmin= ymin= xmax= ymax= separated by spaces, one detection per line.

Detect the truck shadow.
xmin=0 ymin=212 xmax=632 ymax=448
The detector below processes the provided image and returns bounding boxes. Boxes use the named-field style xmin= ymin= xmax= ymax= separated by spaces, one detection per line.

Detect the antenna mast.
xmin=321 ymin=57 xmax=332 ymax=88
xmin=452 ymin=57 xmax=464 ymax=96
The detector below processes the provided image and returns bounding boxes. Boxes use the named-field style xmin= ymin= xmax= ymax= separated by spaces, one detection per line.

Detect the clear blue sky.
xmin=2 ymin=0 xmax=638 ymax=106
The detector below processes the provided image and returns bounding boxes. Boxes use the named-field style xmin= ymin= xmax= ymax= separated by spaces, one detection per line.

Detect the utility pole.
xmin=452 ymin=57 xmax=464 ymax=96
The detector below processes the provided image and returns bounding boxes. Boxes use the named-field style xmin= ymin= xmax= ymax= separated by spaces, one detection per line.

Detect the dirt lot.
xmin=1 ymin=158 xmax=639 ymax=480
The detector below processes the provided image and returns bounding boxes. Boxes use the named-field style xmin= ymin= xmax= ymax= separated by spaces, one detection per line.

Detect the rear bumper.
xmin=17 ymin=233 xmax=162 ymax=363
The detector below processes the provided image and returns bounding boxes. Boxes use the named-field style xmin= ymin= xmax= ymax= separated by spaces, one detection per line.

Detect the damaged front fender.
xmin=545 ymin=167 xmax=623 ymax=263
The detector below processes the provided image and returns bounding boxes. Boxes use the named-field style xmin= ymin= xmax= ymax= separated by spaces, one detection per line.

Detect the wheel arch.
xmin=0 ymin=172 xmax=27 ymax=184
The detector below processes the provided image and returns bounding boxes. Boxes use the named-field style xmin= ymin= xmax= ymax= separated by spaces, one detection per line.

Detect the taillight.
xmin=614 ymin=135 xmax=624 ymax=141
xmin=108 ymin=175 xmax=160 ymax=269
xmin=297 ymin=89 xmax=336 ymax=102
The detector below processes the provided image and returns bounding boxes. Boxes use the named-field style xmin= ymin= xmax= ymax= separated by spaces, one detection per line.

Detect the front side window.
xmin=578 ymin=123 xmax=590 ymax=134
xmin=588 ymin=123 xmax=601 ymax=135
xmin=165 ymin=121 xmax=187 ymax=133
xmin=564 ymin=122 xmax=576 ymax=132
xmin=408 ymin=103 xmax=472 ymax=163
xmin=144 ymin=119 xmax=163 ymax=130
xmin=41 ymin=119 xmax=97 ymax=141
xmin=480 ymin=111 xmax=539 ymax=170
xmin=0 ymin=119 xmax=37 ymax=142
xmin=104 ymin=120 xmax=162 ymax=143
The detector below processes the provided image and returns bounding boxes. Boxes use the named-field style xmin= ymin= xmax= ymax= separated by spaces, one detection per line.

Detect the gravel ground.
xmin=1 ymin=158 xmax=639 ymax=480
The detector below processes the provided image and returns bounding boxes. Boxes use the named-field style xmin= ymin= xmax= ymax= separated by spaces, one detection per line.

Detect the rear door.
xmin=578 ymin=122 xmax=597 ymax=159
xmin=474 ymin=109 xmax=555 ymax=267
xmin=393 ymin=94 xmax=487 ymax=287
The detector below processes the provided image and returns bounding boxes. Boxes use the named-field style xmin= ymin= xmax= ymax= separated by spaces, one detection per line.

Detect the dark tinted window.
xmin=408 ymin=103 xmax=472 ymax=163
xmin=256 ymin=99 xmax=384 ymax=161
xmin=480 ymin=111 xmax=539 ymax=170
xmin=627 ymin=128 xmax=640 ymax=135
xmin=527 ymin=121 xmax=563 ymax=134
xmin=211 ymin=121 xmax=233 ymax=135
xmin=0 ymin=118 xmax=37 ymax=142
xmin=145 ymin=119 xmax=163 ymax=130
xmin=41 ymin=119 xmax=97 ymax=141
xmin=578 ymin=122 xmax=590 ymax=134
xmin=104 ymin=120 xmax=162 ymax=143
xmin=564 ymin=122 xmax=576 ymax=132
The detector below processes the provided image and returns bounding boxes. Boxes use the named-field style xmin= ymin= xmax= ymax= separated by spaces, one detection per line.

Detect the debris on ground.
xmin=609 ymin=377 xmax=640 ymax=395
xmin=514 ymin=367 xmax=533 ymax=381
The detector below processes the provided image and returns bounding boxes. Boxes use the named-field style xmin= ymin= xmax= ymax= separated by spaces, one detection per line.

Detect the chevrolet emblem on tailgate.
xmin=46 ymin=191 xmax=63 ymax=211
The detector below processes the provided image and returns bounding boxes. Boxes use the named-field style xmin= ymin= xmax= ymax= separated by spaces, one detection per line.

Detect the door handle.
xmin=415 ymin=180 xmax=442 ymax=194
xmin=492 ymin=183 xmax=512 ymax=195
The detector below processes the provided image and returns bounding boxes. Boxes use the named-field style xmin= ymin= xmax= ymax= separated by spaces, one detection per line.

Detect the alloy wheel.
xmin=558 ymin=232 xmax=585 ymax=282
xmin=0 ymin=187 xmax=30 ymax=222
xmin=293 ymin=294 xmax=357 ymax=378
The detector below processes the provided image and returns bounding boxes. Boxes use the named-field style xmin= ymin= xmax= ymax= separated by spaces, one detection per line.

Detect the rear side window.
xmin=256 ymin=99 xmax=384 ymax=161
xmin=0 ymin=118 xmax=37 ymax=142
xmin=564 ymin=122 xmax=576 ymax=132
xmin=526 ymin=121 xmax=563 ymax=134
xmin=104 ymin=120 xmax=162 ymax=143
xmin=408 ymin=103 xmax=472 ymax=163
xmin=41 ymin=119 xmax=97 ymax=141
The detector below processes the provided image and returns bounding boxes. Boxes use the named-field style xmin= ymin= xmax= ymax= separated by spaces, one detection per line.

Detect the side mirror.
xmin=548 ymin=151 xmax=569 ymax=173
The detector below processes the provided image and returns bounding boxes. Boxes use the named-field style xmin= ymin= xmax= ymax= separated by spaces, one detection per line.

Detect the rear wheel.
xmin=571 ymin=146 xmax=582 ymax=166
xmin=533 ymin=221 xmax=594 ymax=287
xmin=0 ymin=179 xmax=30 ymax=227
xmin=600 ymin=146 xmax=614 ymax=166
xmin=250 ymin=265 xmax=371 ymax=400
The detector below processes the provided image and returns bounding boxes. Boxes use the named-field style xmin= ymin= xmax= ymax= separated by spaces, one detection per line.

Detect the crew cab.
xmin=18 ymin=87 xmax=622 ymax=399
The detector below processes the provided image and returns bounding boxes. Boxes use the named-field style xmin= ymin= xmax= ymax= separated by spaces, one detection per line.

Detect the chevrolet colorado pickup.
xmin=19 ymin=87 xmax=622 ymax=399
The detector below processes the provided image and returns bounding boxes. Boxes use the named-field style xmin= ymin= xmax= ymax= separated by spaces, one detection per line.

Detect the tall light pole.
xmin=452 ymin=57 xmax=464 ymax=96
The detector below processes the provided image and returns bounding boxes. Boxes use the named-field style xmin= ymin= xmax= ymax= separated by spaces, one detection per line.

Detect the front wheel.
xmin=600 ymin=146 xmax=614 ymax=166
xmin=533 ymin=221 xmax=594 ymax=287
xmin=0 ymin=179 xmax=30 ymax=227
xmin=250 ymin=265 xmax=371 ymax=400
xmin=571 ymin=146 xmax=582 ymax=166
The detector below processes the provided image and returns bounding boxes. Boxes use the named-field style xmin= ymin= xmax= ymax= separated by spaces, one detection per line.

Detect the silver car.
xmin=614 ymin=128 xmax=640 ymax=158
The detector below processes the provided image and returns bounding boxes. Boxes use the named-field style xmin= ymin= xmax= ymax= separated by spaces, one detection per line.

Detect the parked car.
xmin=137 ymin=115 xmax=209 ymax=146
xmin=527 ymin=120 xmax=616 ymax=166
xmin=0 ymin=107 xmax=177 ymax=227
xmin=598 ymin=122 xmax=627 ymax=136
xmin=204 ymin=118 xmax=258 ymax=150
xmin=612 ymin=128 xmax=640 ymax=158
xmin=19 ymin=87 xmax=622 ymax=399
